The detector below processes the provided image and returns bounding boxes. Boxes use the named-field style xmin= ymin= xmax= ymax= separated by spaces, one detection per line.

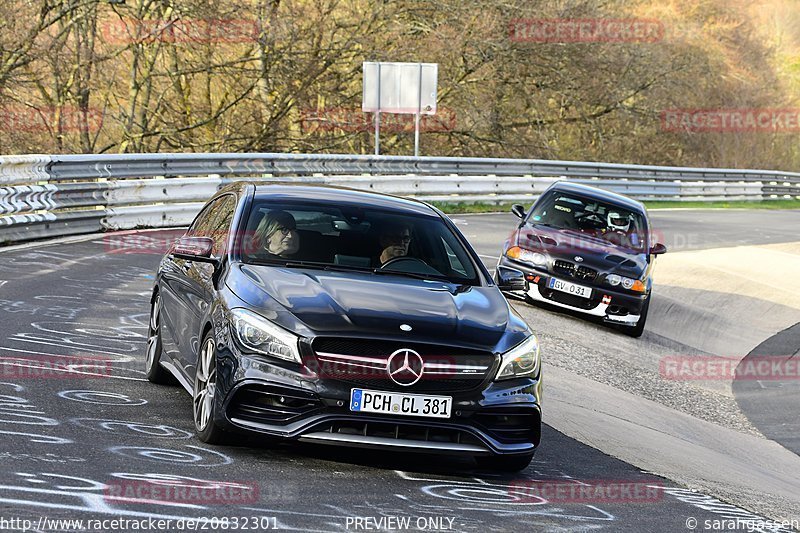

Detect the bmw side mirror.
xmin=511 ymin=204 xmax=526 ymax=219
xmin=650 ymin=242 xmax=667 ymax=255
xmin=496 ymin=266 xmax=526 ymax=292
xmin=171 ymin=236 xmax=219 ymax=265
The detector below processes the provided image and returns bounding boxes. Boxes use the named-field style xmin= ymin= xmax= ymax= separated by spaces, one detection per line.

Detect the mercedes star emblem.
xmin=574 ymin=256 xmax=584 ymax=262
xmin=387 ymin=348 xmax=424 ymax=386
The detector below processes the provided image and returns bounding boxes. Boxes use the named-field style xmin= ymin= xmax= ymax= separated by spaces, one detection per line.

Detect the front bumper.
xmin=497 ymin=257 xmax=646 ymax=325
xmin=213 ymin=346 xmax=542 ymax=457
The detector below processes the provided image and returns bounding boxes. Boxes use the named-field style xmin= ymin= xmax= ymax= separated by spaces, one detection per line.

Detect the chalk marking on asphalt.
xmin=4 ymin=337 xmax=137 ymax=359
xmin=108 ymin=445 xmax=233 ymax=467
xmin=0 ymin=359 xmax=146 ymax=382
xmin=0 ymin=345 xmax=137 ymax=365
xmin=58 ymin=391 xmax=147 ymax=406
xmin=0 ymin=431 xmax=72 ymax=444
xmin=70 ymin=418 xmax=192 ymax=439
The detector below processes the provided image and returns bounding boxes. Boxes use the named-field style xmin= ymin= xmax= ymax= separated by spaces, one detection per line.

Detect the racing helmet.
xmin=607 ymin=211 xmax=630 ymax=232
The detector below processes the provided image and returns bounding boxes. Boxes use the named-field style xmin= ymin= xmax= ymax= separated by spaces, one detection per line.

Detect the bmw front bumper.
xmin=496 ymin=257 xmax=646 ymax=325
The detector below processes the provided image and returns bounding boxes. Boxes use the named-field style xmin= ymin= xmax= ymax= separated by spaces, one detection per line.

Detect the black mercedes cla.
xmin=495 ymin=181 xmax=667 ymax=337
xmin=146 ymin=182 xmax=541 ymax=471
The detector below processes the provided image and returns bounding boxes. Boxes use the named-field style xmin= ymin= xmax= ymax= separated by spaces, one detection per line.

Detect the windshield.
xmin=527 ymin=191 xmax=647 ymax=252
xmin=239 ymin=199 xmax=481 ymax=285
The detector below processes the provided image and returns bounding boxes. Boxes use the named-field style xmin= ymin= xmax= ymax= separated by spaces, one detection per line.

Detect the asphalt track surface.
xmin=733 ymin=322 xmax=800 ymax=455
xmin=0 ymin=209 xmax=798 ymax=532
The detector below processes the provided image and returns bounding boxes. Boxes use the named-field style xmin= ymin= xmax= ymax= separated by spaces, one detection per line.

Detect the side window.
xmin=187 ymin=199 xmax=222 ymax=237
xmin=441 ymin=238 xmax=467 ymax=276
xmin=187 ymin=195 xmax=237 ymax=255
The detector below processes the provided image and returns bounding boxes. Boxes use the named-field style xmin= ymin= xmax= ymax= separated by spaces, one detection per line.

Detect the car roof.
xmin=245 ymin=182 xmax=439 ymax=216
xmin=547 ymin=181 xmax=645 ymax=212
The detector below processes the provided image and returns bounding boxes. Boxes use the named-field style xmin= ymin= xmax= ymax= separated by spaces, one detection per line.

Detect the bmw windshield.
xmin=239 ymin=199 xmax=482 ymax=285
xmin=526 ymin=191 xmax=648 ymax=252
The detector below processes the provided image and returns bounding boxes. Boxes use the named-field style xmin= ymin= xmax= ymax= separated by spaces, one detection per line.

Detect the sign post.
xmin=363 ymin=62 xmax=438 ymax=156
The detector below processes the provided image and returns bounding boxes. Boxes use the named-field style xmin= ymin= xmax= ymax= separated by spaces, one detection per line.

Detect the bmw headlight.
xmin=231 ymin=308 xmax=302 ymax=363
xmin=506 ymin=246 xmax=547 ymax=266
xmin=606 ymin=274 xmax=646 ymax=293
xmin=496 ymin=334 xmax=540 ymax=380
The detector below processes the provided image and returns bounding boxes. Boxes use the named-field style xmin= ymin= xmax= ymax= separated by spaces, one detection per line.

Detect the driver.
xmin=607 ymin=211 xmax=630 ymax=233
xmin=253 ymin=210 xmax=300 ymax=258
xmin=377 ymin=222 xmax=412 ymax=265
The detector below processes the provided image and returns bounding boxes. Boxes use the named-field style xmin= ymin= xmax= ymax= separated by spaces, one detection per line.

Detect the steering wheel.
xmin=575 ymin=212 xmax=605 ymax=228
xmin=379 ymin=256 xmax=431 ymax=270
xmin=575 ymin=211 xmax=602 ymax=222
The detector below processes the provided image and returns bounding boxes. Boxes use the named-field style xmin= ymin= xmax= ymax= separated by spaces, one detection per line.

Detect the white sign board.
xmin=362 ymin=62 xmax=438 ymax=115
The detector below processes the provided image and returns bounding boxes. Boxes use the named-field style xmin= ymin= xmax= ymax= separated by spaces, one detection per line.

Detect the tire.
xmin=623 ymin=294 xmax=650 ymax=338
xmin=476 ymin=453 xmax=534 ymax=472
xmin=145 ymin=294 xmax=174 ymax=385
xmin=193 ymin=331 xmax=227 ymax=444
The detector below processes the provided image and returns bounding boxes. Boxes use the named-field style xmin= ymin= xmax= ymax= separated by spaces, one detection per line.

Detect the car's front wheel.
xmin=193 ymin=332 xmax=227 ymax=444
xmin=476 ymin=453 xmax=534 ymax=472
xmin=145 ymin=294 xmax=174 ymax=385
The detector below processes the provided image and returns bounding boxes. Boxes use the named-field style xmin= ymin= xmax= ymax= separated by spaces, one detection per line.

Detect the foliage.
xmin=1 ymin=0 xmax=799 ymax=171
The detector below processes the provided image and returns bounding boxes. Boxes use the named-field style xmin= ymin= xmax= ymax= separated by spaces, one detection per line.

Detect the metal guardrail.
xmin=1 ymin=152 xmax=798 ymax=245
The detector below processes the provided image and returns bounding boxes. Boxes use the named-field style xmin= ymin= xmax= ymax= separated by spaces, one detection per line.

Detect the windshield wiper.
xmin=530 ymin=221 xmax=559 ymax=229
xmin=249 ymin=258 xmax=462 ymax=282
xmin=249 ymin=258 xmax=376 ymax=273
xmin=371 ymin=268 xmax=452 ymax=283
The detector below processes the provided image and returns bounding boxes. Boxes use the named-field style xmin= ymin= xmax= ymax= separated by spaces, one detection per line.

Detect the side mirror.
xmin=171 ymin=236 xmax=218 ymax=264
xmin=650 ymin=242 xmax=668 ymax=255
xmin=496 ymin=266 xmax=526 ymax=292
xmin=511 ymin=204 xmax=527 ymax=219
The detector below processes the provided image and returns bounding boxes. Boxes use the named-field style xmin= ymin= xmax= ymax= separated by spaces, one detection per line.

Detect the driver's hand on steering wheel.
xmin=380 ymin=245 xmax=407 ymax=264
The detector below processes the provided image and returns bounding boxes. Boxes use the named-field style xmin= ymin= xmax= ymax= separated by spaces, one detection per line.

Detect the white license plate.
xmin=548 ymin=277 xmax=593 ymax=298
xmin=350 ymin=389 xmax=452 ymax=419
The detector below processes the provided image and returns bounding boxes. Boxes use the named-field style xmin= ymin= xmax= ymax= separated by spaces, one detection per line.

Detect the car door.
xmin=160 ymin=195 xmax=236 ymax=375
xmin=179 ymin=194 xmax=237 ymax=379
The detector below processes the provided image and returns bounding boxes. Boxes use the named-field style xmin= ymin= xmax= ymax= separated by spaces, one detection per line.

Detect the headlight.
xmin=506 ymin=246 xmax=547 ymax=266
xmin=495 ymin=334 xmax=540 ymax=380
xmin=231 ymin=308 xmax=302 ymax=363
xmin=606 ymin=274 xmax=646 ymax=292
